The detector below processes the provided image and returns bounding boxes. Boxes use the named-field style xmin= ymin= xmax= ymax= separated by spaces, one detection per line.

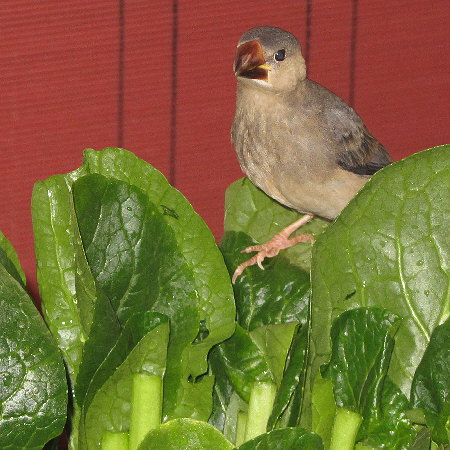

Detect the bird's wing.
xmin=324 ymin=105 xmax=392 ymax=176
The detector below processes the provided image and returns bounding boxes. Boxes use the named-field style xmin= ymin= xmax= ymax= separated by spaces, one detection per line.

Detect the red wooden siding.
xmin=1 ymin=1 xmax=449 ymax=299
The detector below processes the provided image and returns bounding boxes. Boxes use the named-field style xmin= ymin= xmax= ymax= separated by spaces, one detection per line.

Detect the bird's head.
xmin=233 ymin=26 xmax=307 ymax=92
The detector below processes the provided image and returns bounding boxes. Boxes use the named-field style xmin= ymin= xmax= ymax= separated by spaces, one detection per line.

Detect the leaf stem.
xmin=329 ymin=407 xmax=362 ymax=450
xmin=235 ymin=411 xmax=248 ymax=446
xmin=101 ymin=431 xmax=129 ymax=449
xmin=244 ymin=382 xmax=277 ymax=442
xmin=128 ymin=374 xmax=162 ymax=450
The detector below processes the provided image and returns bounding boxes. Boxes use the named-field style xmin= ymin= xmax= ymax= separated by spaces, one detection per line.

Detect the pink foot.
xmin=232 ymin=214 xmax=315 ymax=283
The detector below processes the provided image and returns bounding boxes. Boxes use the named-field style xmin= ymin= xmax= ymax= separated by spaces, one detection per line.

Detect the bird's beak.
xmin=234 ymin=40 xmax=271 ymax=81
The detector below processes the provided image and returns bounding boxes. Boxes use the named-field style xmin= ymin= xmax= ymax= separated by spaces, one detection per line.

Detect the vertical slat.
xmin=304 ymin=0 xmax=313 ymax=65
xmin=349 ymin=0 xmax=359 ymax=107
xmin=118 ymin=0 xmax=125 ymax=147
xmin=355 ymin=0 xmax=450 ymax=159
xmin=121 ymin=1 xmax=172 ymax=174
xmin=170 ymin=0 xmax=179 ymax=185
xmin=307 ymin=0 xmax=354 ymax=102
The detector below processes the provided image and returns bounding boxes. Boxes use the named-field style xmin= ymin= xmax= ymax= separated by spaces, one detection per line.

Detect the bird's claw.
xmin=233 ymin=249 xmax=273 ymax=282
xmin=232 ymin=231 xmax=315 ymax=284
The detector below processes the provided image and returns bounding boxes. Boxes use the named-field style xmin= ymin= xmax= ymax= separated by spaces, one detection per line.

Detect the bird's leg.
xmin=232 ymin=214 xmax=315 ymax=283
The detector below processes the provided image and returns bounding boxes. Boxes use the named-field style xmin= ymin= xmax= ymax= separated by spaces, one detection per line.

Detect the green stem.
xmin=244 ymin=382 xmax=277 ymax=442
xmin=128 ymin=374 xmax=162 ymax=450
xmin=329 ymin=407 xmax=363 ymax=450
xmin=101 ymin=431 xmax=129 ymax=450
xmin=235 ymin=411 xmax=248 ymax=446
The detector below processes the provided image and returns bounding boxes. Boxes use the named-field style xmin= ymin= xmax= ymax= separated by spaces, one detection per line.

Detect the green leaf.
xmin=311 ymin=145 xmax=450 ymax=400
xmin=411 ymin=317 xmax=450 ymax=444
xmin=32 ymin=173 xmax=87 ymax=381
xmin=212 ymin=324 xmax=274 ymax=403
xmin=0 ymin=231 xmax=26 ymax=285
xmin=359 ymin=377 xmax=416 ymax=449
xmin=83 ymin=312 xmax=168 ymax=413
xmin=137 ymin=418 xmax=234 ymax=450
xmin=224 ymin=177 xmax=329 ymax=273
xmin=321 ymin=308 xmax=401 ymax=412
xmin=408 ymin=427 xmax=432 ymax=450
xmin=221 ymin=231 xmax=310 ymax=330
xmin=320 ymin=308 xmax=416 ymax=449
xmin=238 ymin=427 xmax=323 ymax=450
xmin=72 ymin=173 xmax=203 ymax=418
xmin=209 ymin=348 xmax=248 ymax=442
xmin=268 ymin=323 xmax=310 ymax=430
xmin=250 ymin=323 xmax=299 ymax=388
xmin=0 ymin=262 xmax=67 ymax=448
xmin=81 ymin=315 xmax=169 ymax=448
xmin=32 ymin=148 xmax=236 ymax=422
xmin=82 ymin=147 xmax=235 ymax=376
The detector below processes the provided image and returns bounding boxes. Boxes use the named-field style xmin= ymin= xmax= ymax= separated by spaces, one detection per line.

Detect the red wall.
xmin=1 ymin=1 xmax=449 ymax=299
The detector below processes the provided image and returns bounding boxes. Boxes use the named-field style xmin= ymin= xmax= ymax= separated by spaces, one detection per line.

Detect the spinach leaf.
xmin=311 ymin=145 xmax=450 ymax=401
xmin=32 ymin=148 xmax=236 ymax=423
xmin=82 ymin=311 xmax=168 ymax=414
xmin=238 ymin=427 xmax=323 ymax=450
xmin=411 ymin=317 xmax=450 ymax=445
xmin=72 ymin=173 xmax=200 ymax=420
xmin=0 ymin=238 xmax=67 ymax=449
xmin=320 ymin=307 xmax=416 ymax=449
xmin=211 ymin=324 xmax=275 ymax=403
xmin=360 ymin=377 xmax=417 ymax=449
xmin=32 ymin=174 xmax=87 ymax=382
xmin=137 ymin=418 xmax=234 ymax=450
xmin=209 ymin=344 xmax=248 ymax=442
xmin=82 ymin=149 xmax=236 ymax=414
xmin=267 ymin=323 xmax=309 ymax=430
xmin=321 ymin=308 xmax=401 ymax=411
xmin=0 ymin=231 xmax=26 ymax=286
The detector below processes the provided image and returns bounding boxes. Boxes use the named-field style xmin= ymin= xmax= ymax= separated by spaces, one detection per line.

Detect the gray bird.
xmin=231 ymin=26 xmax=391 ymax=282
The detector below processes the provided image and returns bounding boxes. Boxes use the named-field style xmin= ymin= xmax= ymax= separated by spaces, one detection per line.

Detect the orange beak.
xmin=234 ymin=40 xmax=271 ymax=81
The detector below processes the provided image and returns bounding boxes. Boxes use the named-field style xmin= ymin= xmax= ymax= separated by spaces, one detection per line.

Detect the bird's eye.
xmin=274 ymin=49 xmax=286 ymax=61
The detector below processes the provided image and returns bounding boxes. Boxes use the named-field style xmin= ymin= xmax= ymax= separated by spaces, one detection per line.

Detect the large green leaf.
xmin=32 ymin=148 xmax=236 ymax=423
xmin=224 ymin=177 xmax=328 ymax=273
xmin=72 ymin=174 xmax=200 ymax=418
xmin=82 ymin=149 xmax=235 ymax=384
xmin=0 ymin=239 xmax=67 ymax=449
xmin=32 ymin=173 xmax=87 ymax=381
xmin=411 ymin=317 xmax=450 ymax=444
xmin=310 ymin=145 xmax=450 ymax=399
xmin=138 ymin=418 xmax=234 ymax=450
xmin=321 ymin=308 xmax=401 ymax=412
xmin=320 ymin=308 xmax=416 ymax=448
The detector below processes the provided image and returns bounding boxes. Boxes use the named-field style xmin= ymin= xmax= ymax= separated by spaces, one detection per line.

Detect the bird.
xmin=231 ymin=26 xmax=391 ymax=283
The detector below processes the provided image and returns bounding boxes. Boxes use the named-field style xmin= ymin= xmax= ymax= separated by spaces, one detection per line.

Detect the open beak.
xmin=234 ymin=40 xmax=271 ymax=81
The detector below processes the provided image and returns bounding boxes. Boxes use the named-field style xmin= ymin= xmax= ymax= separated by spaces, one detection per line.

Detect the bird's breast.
xmin=232 ymin=96 xmax=368 ymax=219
